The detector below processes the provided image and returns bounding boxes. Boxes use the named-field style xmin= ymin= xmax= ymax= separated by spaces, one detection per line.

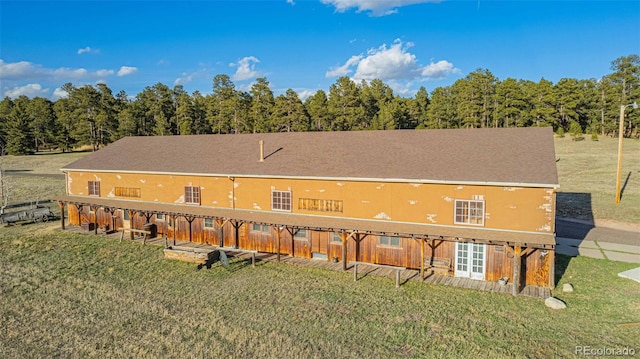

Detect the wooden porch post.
xmin=58 ymin=201 xmax=65 ymax=230
xmin=420 ymin=238 xmax=425 ymax=281
xmin=172 ymin=215 xmax=177 ymax=246
xmin=163 ymin=213 xmax=168 ymax=248
xmin=232 ymin=221 xmax=242 ymax=249
xmin=185 ymin=216 xmax=195 ymax=242
xmin=76 ymin=204 xmax=83 ymax=226
xmin=276 ymin=226 xmax=282 ymax=262
xmin=512 ymin=245 xmax=521 ymax=296
xmin=548 ymin=248 xmax=556 ymax=289
xmin=128 ymin=210 xmax=135 ymax=241
xmin=90 ymin=205 xmax=99 ymax=235
xmin=216 ymin=219 xmax=225 ymax=247
xmin=341 ymin=231 xmax=348 ymax=271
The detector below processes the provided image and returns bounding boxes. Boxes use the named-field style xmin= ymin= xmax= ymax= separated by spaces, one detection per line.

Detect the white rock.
xmin=562 ymin=283 xmax=574 ymax=293
xmin=545 ymin=297 xmax=567 ymax=310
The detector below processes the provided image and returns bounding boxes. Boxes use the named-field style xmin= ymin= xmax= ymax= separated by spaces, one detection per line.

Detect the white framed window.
xmin=271 ymin=190 xmax=292 ymax=212
xmin=454 ymin=200 xmax=485 ymax=226
xmin=379 ymin=235 xmax=400 ymax=247
xmin=88 ymin=181 xmax=100 ymax=196
xmin=204 ymin=218 xmax=214 ymax=229
xmin=156 ymin=213 xmax=164 ymax=221
xmin=185 ymin=186 xmax=201 ymax=205
xmin=333 ymin=232 xmax=343 ymax=243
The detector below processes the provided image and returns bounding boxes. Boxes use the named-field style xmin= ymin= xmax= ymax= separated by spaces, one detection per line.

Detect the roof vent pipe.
xmin=259 ymin=140 xmax=265 ymax=162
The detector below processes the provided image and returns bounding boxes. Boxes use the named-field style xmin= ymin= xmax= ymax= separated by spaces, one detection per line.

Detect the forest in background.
xmin=0 ymin=55 xmax=638 ymax=155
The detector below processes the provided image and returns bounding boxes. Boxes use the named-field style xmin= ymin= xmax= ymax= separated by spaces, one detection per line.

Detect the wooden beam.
xmin=215 ymin=219 xmax=225 ymax=247
xmin=512 ymin=245 xmax=521 ymax=296
xmin=341 ymin=231 xmax=348 ymax=271
xmin=185 ymin=216 xmax=196 ymax=243
xmin=57 ymin=201 xmax=65 ymax=230
xmin=420 ymin=237 xmax=425 ymax=281
xmin=90 ymin=205 xmax=99 ymax=235
xmin=128 ymin=210 xmax=135 ymax=241
xmin=275 ymin=225 xmax=282 ymax=262
xmin=548 ymin=249 xmax=556 ymax=289
xmin=172 ymin=215 xmax=177 ymax=246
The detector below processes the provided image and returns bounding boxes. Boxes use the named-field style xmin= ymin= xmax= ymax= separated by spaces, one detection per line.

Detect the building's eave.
xmin=61 ymin=168 xmax=560 ymax=189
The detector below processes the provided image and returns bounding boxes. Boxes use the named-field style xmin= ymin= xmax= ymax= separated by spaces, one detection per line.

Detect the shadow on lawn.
xmin=555 ymin=191 xmax=594 ymax=286
xmin=197 ymin=250 xmax=257 ymax=272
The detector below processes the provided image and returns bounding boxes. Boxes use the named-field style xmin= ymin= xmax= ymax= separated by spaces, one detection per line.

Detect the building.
xmin=54 ymin=128 xmax=558 ymax=293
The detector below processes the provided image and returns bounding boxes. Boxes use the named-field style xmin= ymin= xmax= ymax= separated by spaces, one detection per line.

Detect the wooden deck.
xmin=64 ymin=226 xmax=551 ymax=299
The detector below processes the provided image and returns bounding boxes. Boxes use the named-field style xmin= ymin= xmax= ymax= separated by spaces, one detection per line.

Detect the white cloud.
xmin=326 ymin=55 xmax=363 ymax=78
xmin=96 ymin=69 xmax=115 ymax=77
xmin=3 ymin=83 xmax=49 ymax=98
xmin=420 ymin=60 xmax=459 ymax=80
xmin=0 ymin=59 xmax=115 ymax=81
xmin=353 ymin=40 xmax=418 ymax=80
xmin=321 ymin=0 xmax=436 ymax=16
xmin=117 ymin=66 xmax=138 ymax=77
xmin=287 ymin=0 xmax=295 ymax=4
xmin=326 ymin=39 xmax=459 ymax=82
xmin=52 ymin=87 xmax=69 ymax=99
xmin=230 ymin=56 xmax=261 ymax=81
xmin=77 ymin=46 xmax=99 ymax=55
xmin=296 ymin=89 xmax=318 ymax=101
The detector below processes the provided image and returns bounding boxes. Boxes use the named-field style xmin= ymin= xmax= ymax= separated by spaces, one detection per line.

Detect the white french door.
xmin=455 ymin=242 xmax=486 ymax=280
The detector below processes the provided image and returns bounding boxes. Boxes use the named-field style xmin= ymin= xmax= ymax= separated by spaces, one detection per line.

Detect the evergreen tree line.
xmin=0 ymin=55 xmax=638 ymax=155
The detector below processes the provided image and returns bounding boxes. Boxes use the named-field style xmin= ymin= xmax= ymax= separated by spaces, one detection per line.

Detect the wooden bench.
xmin=119 ymin=228 xmax=152 ymax=244
xmin=351 ymin=261 xmax=406 ymax=288
xmin=423 ymin=257 xmax=452 ymax=278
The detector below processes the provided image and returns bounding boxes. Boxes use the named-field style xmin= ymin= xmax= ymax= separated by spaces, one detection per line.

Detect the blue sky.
xmin=1 ymin=0 xmax=639 ymax=100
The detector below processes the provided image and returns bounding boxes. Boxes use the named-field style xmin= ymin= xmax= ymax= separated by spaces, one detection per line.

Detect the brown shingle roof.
xmin=62 ymin=128 xmax=558 ymax=187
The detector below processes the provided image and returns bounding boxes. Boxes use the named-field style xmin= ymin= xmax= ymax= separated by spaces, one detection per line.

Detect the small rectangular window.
xmin=380 ymin=235 xmax=400 ymax=247
xmin=123 ymin=210 xmax=130 ymax=221
xmin=294 ymin=229 xmax=307 ymax=239
xmin=185 ymin=186 xmax=201 ymax=205
xmin=156 ymin=213 xmax=164 ymax=220
xmin=251 ymin=223 xmax=270 ymax=233
xmin=88 ymin=181 xmax=100 ymax=196
xmin=272 ymin=190 xmax=292 ymax=212
xmin=204 ymin=218 xmax=214 ymax=228
xmin=115 ymin=187 xmax=141 ymax=198
xmin=333 ymin=232 xmax=343 ymax=242
xmin=454 ymin=200 xmax=485 ymax=226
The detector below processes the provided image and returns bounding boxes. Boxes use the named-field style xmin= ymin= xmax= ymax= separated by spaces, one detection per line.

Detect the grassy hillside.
xmin=1 ymin=226 xmax=639 ymax=358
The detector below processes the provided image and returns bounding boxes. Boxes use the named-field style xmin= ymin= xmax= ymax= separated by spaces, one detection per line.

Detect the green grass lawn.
xmin=555 ymin=136 xmax=640 ymax=224
xmin=1 ymin=224 xmax=638 ymax=358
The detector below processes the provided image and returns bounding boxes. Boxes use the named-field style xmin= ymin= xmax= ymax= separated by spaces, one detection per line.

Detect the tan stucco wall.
xmin=66 ymin=171 xmax=555 ymax=234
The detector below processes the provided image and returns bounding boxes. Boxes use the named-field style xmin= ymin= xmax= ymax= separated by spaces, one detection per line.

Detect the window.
xmin=294 ymin=229 xmax=307 ymax=239
xmin=252 ymin=223 xmax=270 ymax=233
xmin=88 ymin=181 xmax=100 ymax=196
xmin=271 ymin=190 xmax=291 ymax=212
xmin=204 ymin=218 xmax=214 ymax=229
xmin=380 ymin=236 xmax=400 ymax=247
xmin=185 ymin=186 xmax=201 ymax=205
xmin=123 ymin=210 xmax=130 ymax=221
xmin=333 ymin=232 xmax=343 ymax=242
xmin=156 ymin=213 xmax=164 ymax=221
xmin=454 ymin=200 xmax=485 ymax=225
xmin=115 ymin=187 xmax=141 ymax=198
xmin=298 ymin=198 xmax=343 ymax=213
